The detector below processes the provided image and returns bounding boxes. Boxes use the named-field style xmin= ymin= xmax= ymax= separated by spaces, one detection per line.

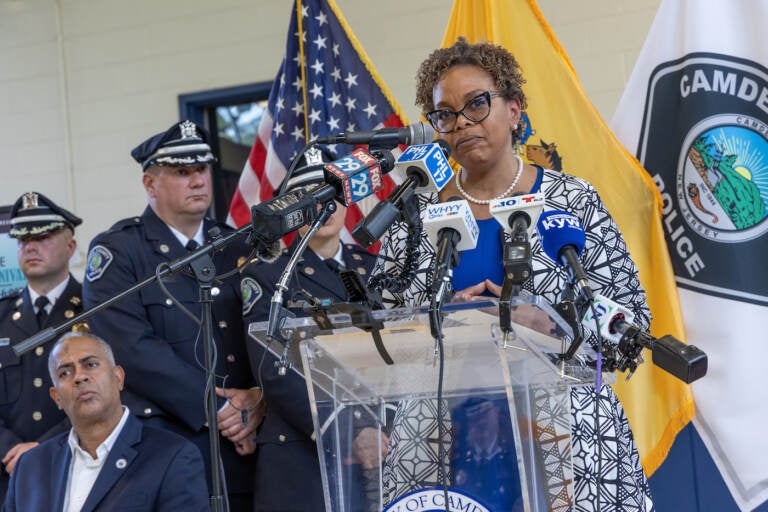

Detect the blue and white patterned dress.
xmin=374 ymin=167 xmax=655 ymax=512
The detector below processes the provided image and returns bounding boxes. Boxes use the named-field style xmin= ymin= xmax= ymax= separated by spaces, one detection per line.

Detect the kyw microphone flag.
xmin=227 ymin=0 xmax=408 ymax=248
xmin=611 ymin=1 xmax=768 ymax=510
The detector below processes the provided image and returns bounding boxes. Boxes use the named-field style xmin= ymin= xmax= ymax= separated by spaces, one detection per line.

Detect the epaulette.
xmin=106 ymin=216 xmax=144 ymax=234
xmin=0 ymin=288 xmax=23 ymax=303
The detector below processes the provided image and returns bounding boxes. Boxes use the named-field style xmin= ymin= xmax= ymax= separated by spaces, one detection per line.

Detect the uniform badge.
xmin=352 ymin=253 xmax=362 ymax=261
xmin=241 ymin=277 xmax=262 ymax=315
xmin=357 ymin=267 xmax=367 ymax=275
xmin=85 ymin=245 xmax=114 ymax=282
xmin=70 ymin=296 xmax=81 ymax=306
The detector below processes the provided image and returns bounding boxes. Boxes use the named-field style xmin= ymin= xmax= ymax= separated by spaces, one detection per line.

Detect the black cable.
xmin=589 ymin=300 xmax=604 ymax=512
xmin=368 ymin=193 xmax=423 ymax=294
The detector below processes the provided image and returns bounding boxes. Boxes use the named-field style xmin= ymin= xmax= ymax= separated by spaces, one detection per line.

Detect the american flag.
xmin=227 ymin=0 xmax=408 ymax=248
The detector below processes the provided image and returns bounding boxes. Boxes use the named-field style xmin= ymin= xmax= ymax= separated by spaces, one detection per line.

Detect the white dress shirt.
xmin=63 ymin=407 xmax=130 ymax=512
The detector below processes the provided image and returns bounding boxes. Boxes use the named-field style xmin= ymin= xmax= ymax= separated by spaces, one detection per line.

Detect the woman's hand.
xmin=453 ymin=279 xmax=502 ymax=301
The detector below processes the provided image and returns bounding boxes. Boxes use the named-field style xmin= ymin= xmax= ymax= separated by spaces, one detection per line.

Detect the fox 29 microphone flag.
xmin=226 ymin=0 xmax=407 ymax=246
xmin=442 ymin=0 xmax=691 ymax=476
xmin=611 ymin=1 xmax=768 ymax=510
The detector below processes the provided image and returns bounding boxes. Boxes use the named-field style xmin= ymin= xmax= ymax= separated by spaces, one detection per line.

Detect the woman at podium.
xmin=375 ymin=38 xmax=654 ymax=512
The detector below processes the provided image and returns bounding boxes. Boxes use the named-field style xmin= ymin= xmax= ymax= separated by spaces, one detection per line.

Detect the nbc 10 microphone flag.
xmin=226 ymin=0 xmax=408 ymax=249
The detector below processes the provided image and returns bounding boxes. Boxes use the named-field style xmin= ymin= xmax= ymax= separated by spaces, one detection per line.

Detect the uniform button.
xmin=144 ymin=408 xmax=152 ymax=415
xmin=12 ymin=312 xmax=21 ymax=321
xmin=35 ymin=347 xmax=44 ymax=356
xmin=353 ymin=410 xmax=362 ymax=420
xmin=33 ymin=378 xmax=43 ymax=388
xmin=310 ymin=432 xmax=316 ymax=441
xmin=165 ymin=298 xmax=173 ymax=306
xmin=32 ymin=411 xmax=42 ymax=421
xmin=278 ymin=434 xmax=286 ymax=443
xmin=211 ymin=287 xmax=220 ymax=296
xmin=304 ymin=267 xmax=315 ymax=275
xmin=226 ymin=354 xmax=235 ymax=363
xmin=218 ymin=320 xmax=228 ymax=329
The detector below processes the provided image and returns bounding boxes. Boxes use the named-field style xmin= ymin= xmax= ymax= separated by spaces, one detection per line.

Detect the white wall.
xmin=0 ymin=0 xmax=660 ymax=275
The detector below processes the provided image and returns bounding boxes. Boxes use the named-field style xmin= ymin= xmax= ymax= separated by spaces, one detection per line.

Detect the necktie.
xmin=186 ymin=240 xmax=199 ymax=251
xmin=35 ymin=296 xmax=50 ymax=329
xmin=324 ymin=258 xmax=342 ymax=274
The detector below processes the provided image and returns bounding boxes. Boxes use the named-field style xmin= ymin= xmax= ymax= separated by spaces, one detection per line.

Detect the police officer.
xmin=82 ymin=120 xmax=262 ymax=511
xmin=241 ymin=152 xmax=381 ymax=512
xmin=0 ymin=192 xmax=83 ymax=501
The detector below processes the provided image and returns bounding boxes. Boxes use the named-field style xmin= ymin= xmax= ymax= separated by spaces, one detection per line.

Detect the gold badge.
xmin=65 ymin=310 xmax=74 ymax=319
xmin=357 ymin=267 xmax=367 ymax=275
xmin=70 ymin=296 xmax=81 ymax=306
xmin=21 ymin=192 xmax=40 ymax=210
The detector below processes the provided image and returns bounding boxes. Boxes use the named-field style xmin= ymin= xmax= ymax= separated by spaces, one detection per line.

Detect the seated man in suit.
xmin=3 ymin=332 xmax=209 ymax=512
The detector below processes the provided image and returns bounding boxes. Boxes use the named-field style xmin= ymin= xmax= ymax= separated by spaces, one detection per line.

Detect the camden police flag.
xmin=227 ymin=0 xmax=407 ymax=243
xmin=611 ymin=1 xmax=768 ymax=510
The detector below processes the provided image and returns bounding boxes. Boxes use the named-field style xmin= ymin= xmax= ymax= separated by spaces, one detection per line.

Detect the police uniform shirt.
xmin=28 ymin=276 xmax=70 ymax=317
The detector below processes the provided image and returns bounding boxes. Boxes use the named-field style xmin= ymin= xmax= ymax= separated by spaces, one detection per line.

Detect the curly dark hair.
xmin=415 ymin=37 xmax=527 ymax=139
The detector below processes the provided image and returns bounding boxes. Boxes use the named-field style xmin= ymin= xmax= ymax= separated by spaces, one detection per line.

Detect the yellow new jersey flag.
xmin=443 ymin=0 xmax=693 ymax=475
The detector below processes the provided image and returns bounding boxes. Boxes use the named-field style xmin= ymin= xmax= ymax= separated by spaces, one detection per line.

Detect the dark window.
xmin=179 ymin=82 xmax=271 ymax=222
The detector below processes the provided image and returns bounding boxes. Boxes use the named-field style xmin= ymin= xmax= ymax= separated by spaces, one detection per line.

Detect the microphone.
xmin=536 ymin=210 xmax=595 ymax=302
xmin=323 ymin=147 xmax=396 ymax=206
xmin=352 ymin=141 xmax=452 ymax=247
xmin=249 ymin=148 xmax=395 ymax=252
xmin=423 ymin=198 xmax=479 ymax=285
xmin=314 ymin=122 xmax=435 ymax=148
xmin=489 ymin=192 xmax=545 ymax=240
xmin=581 ymin=294 xmax=708 ymax=383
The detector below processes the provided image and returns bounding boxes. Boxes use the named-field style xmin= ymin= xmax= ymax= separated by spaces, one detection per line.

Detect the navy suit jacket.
xmin=3 ymin=414 xmax=209 ymax=512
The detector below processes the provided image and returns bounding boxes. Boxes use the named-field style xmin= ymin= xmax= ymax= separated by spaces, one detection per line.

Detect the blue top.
xmin=452 ymin=166 xmax=543 ymax=295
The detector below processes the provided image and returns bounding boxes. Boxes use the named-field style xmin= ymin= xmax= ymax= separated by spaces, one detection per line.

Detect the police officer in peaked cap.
xmin=0 ymin=192 xmax=84 ymax=502
xmin=240 ymin=147 xmax=382 ymax=511
xmin=81 ymin=120 xmax=261 ymax=510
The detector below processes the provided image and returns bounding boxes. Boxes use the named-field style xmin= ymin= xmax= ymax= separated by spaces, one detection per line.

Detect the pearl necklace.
xmin=455 ymin=154 xmax=524 ymax=205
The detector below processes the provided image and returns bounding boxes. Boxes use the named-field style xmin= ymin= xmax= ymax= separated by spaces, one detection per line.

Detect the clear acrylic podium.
xmin=248 ymin=296 xmax=607 ymax=512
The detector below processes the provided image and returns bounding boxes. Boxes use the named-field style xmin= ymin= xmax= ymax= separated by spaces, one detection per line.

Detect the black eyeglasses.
xmin=425 ymin=91 xmax=503 ymax=133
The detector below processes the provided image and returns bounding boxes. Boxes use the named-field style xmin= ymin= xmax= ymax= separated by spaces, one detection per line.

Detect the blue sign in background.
xmin=0 ymin=206 xmax=26 ymax=297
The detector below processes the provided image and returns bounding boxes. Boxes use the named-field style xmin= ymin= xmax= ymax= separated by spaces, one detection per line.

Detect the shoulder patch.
xmin=86 ymin=245 xmax=114 ymax=282
xmin=240 ymin=277 xmax=263 ymax=316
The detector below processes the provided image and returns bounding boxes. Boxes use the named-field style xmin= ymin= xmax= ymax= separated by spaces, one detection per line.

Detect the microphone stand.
xmin=266 ymin=200 xmax=336 ymax=375
xmin=14 ymin=223 xmax=253 ymax=512
xmin=498 ymin=231 xmax=532 ymax=347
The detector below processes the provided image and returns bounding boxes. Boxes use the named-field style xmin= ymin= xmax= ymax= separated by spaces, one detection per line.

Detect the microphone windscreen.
xmin=423 ymin=198 xmax=479 ymax=252
xmin=408 ymin=122 xmax=436 ymax=145
xmin=536 ymin=210 xmax=586 ymax=262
